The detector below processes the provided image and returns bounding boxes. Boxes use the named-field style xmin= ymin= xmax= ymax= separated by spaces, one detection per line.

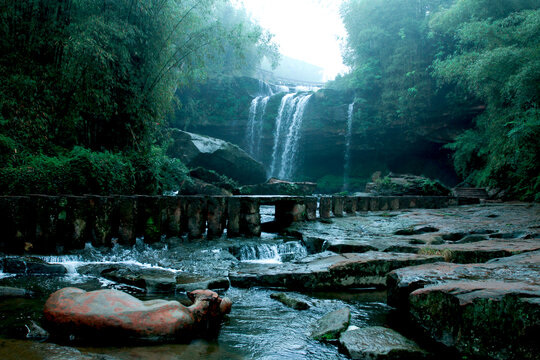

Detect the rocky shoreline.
xmin=0 ymin=202 xmax=538 ymax=359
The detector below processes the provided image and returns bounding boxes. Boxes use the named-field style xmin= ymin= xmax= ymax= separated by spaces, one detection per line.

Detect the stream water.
xmin=0 ymin=205 xmax=396 ymax=359
xmin=0 ymin=236 xmax=391 ymax=360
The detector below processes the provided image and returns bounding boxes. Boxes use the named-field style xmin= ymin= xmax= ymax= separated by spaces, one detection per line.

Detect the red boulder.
xmin=43 ymin=287 xmax=231 ymax=341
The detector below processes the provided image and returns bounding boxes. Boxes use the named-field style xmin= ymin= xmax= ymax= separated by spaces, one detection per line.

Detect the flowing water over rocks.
xmin=270 ymin=92 xmax=313 ymax=179
xmin=0 ymin=202 xmax=538 ymax=359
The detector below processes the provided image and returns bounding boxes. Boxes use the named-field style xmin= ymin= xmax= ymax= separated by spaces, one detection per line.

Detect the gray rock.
xmin=100 ymin=266 xmax=177 ymax=293
xmin=311 ymin=307 xmax=350 ymax=341
xmin=230 ymin=251 xmax=443 ymax=290
xmin=25 ymin=321 xmax=49 ymax=341
xmin=0 ymin=286 xmax=33 ymax=299
xmin=0 ymin=257 xmax=67 ymax=276
xmin=270 ymin=293 xmax=310 ymax=310
xmin=167 ymin=129 xmax=267 ymax=185
xmin=176 ymin=277 xmax=230 ymax=292
xmin=387 ymin=250 xmax=540 ymax=359
xmin=339 ymin=326 xmax=428 ymax=360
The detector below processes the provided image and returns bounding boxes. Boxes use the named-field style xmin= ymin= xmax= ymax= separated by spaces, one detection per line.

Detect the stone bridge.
xmin=0 ymin=195 xmax=477 ymax=254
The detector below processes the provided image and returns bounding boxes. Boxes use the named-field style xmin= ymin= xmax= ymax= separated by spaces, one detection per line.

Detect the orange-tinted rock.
xmin=43 ymin=287 xmax=231 ymax=341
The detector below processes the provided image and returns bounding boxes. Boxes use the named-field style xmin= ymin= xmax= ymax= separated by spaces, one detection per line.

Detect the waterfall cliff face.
xmin=269 ymin=92 xmax=313 ymax=180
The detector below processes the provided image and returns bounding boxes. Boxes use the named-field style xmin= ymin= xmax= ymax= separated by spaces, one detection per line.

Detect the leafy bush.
xmin=0 ymin=146 xmax=190 ymax=195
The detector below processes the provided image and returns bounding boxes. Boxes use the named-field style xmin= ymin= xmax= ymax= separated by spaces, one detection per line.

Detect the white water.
xmin=237 ymin=241 xmax=308 ymax=264
xmin=278 ymin=93 xmax=313 ymax=180
xmin=343 ymin=102 xmax=355 ymax=191
xmin=270 ymin=93 xmax=296 ymax=176
xmin=245 ymin=81 xmax=274 ymax=160
xmin=269 ymin=93 xmax=313 ymax=180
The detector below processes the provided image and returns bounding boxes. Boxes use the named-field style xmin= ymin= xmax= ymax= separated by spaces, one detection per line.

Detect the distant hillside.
xmin=260 ymin=55 xmax=324 ymax=83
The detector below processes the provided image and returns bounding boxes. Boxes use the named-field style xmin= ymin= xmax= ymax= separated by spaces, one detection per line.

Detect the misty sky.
xmin=234 ymin=0 xmax=348 ymax=81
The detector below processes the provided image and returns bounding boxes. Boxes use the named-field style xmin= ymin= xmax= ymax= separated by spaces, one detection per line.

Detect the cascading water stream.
xmin=269 ymin=93 xmax=313 ymax=179
xmin=236 ymin=241 xmax=308 ymax=264
xmin=245 ymin=80 xmax=274 ymax=159
xmin=270 ymin=93 xmax=297 ymax=177
xmin=278 ymin=93 xmax=313 ymax=180
xmin=343 ymin=102 xmax=355 ymax=191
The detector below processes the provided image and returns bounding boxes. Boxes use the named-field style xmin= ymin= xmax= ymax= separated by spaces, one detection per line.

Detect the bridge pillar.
xmin=207 ymin=196 xmax=227 ymax=238
xmin=187 ymin=196 xmax=207 ymax=239
xmin=88 ymin=195 xmax=114 ymax=248
xmin=65 ymin=195 xmax=91 ymax=250
xmin=161 ymin=196 xmax=183 ymax=238
xmin=0 ymin=196 xmax=33 ymax=254
xmin=227 ymin=197 xmax=241 ymax=237
xmin=332 ymin=197 xmax=344 ymax=217
xmin=319 ymin=197 xmax=332 ymax=219
xmin=369 ymin=197 xmax=380 ymax=211
xmin=239 ymin=198 xmax=260 ymax=237
xmin=135 ymin=196 xmax=162 ymax=244
xmin=357 ymin=197 xmax=369 ymax=211
xmin=305 ymin=198 xmax=318 ymax=221
xmin=275 ymin=200 xmax=306 ymax=226
xmin=344 ymin=197 xmax=357 ymax=214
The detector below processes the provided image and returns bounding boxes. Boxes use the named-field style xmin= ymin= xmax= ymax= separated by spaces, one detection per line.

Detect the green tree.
xmin=432 ymin=1 xmax=540 ymax=200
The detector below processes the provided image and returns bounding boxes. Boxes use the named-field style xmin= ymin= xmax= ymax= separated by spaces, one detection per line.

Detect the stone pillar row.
xmin=0 ymin=195 xmax=463 ymax=254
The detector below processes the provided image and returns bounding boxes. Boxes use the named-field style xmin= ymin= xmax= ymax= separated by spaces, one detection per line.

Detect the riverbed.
xmin=1 ymin=202 xmax=538 ymax=359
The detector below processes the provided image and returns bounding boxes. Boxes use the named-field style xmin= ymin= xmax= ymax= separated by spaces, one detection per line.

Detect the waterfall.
xmin=269 ymin=93 xmax=313 ymax=180
xmin=245 ymin=80 xmax=274 ymax=159
xmin=343 ymin=102 xmax=354 ymax=191
xmin=236 ymin=241 xmax=308 ymax=264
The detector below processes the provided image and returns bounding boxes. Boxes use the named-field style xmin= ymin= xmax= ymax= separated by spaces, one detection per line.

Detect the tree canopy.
xmin=0 ymin=0 xmax=278 ymax=194
xmin=335 ymin=0 xmax=540 ymax=200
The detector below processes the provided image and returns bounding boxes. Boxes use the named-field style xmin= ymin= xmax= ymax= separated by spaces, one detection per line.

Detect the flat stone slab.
xmin=339 ymin=326 xmax=428 ymax=360
xmin=387 ymin=250 xmax=540 ymax=307
xmin=311 ymin=307 xmax=350 ymax=341
xmin=416 ymin=238 xmax=540 ymax=263
xmin=230 ymin=251 xmax=444 ymax=290
xmin=386 ymin=250 xmax=540 ymax=359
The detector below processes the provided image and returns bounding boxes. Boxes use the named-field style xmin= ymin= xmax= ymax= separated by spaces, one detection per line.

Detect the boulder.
xmin=176 ymin=277 xmax=230 ymax=293
xmin=311 ymin=307 xmax=350 ymax=341
xmin=101 ymin=267 xmax=177 ymax=294
xmin=365 ymin=173 xmax=450 ymax=196
xmin=167 ymin=129 xmax=267 ymax=185
xmin=339 ymin=326 xmax=428 ymax=360
xmin=387 ymin=250 xmax=540 ymax=309
xmin=0 ymin=257 xmax=67 ymax=276
xmin=230 ymin=251 xmax=444 ymax=290
xmin=386 ymin=251 xmax=540 ymax=359
xmin=240 ymin=178 xmax=317 ymax=196
xmin=43 ymin=287 xmax=232 ymax=341
xmin=270 ymin=293 xmax=310 ymax=310
xmin=410 ymin=281 xmax=539 ymax=360
xmin=0 ymin=286 xmax=34 ymax=299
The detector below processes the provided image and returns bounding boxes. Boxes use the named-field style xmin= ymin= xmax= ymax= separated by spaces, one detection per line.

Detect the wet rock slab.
xmin=339 ymin=326 xmax=428 ymax=360
xmin=311 ymin=307 xmax=351 ymax=341
xmin=416 ymin=238 xmax=540 ymax=263
xmin=387 ymin=250 xmax=540 ymax=359
xmin=230 ymin=251 xmax=444 ymax=290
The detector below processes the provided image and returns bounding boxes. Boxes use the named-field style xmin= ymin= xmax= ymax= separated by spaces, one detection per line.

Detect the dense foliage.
xmin=0 ymin=0 xmax=276 ymax=194
xmin=336 ymin=0 xmax=540 ymax=200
